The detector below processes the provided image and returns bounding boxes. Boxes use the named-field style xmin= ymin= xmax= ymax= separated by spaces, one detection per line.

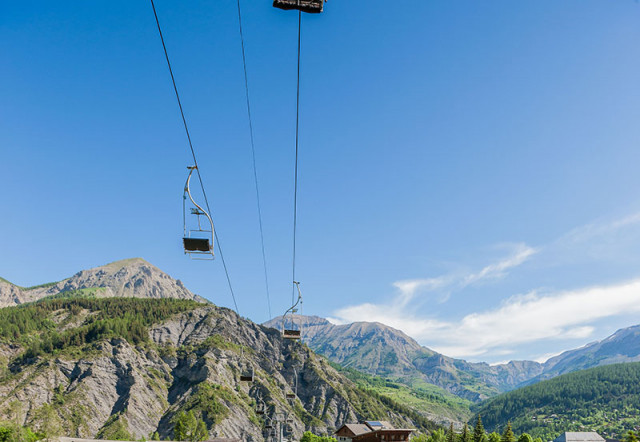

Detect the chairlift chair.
xmin=183 ymin=166 xmax=214 ymax=259
xmin=285 ymin=367 xmax=298 ymax=400
xmin=239 ymin=349 xmax=254 ymax=382
xmin=282 ymin=281 xmax=303 ymax=340
xmin=273 ymin=0 xmax=325 ymax=13
xmin=240 ymin=367 xmax=254 ymax=382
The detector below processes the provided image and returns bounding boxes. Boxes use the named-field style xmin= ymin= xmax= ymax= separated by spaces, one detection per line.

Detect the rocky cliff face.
xmin=0 ymin=280 xmax=26 ymax=307
xmin=0 ymin=258 xmax=206 ymax=306
xmin=0 ymin=304 xmax=432 ymax=441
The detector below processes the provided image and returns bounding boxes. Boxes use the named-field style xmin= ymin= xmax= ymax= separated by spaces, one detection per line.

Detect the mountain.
xmin=266 ymin=315 xmax=640 ymax=404
xmin=532 ymin=324 xmax=640 ymax=382
xmin=264 ymin=316 xmax=544 ymax=402
xmin=0 ymin=297 xmax=439 ymax=441
xmin=0 ymin=258 xmax=206 ymax=307
xmin=473 ymin=362 xmax=640 ymax=440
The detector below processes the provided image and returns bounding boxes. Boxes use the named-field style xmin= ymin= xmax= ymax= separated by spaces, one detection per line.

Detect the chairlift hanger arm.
xmin=283 ymin=289 xmax=302 ymax=317
xmin=184 ymin=166 xmax=215 ymax=234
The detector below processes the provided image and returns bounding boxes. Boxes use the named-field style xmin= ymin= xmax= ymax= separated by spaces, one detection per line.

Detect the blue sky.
xmin=2 ymin=1 xmax=640 ymax=363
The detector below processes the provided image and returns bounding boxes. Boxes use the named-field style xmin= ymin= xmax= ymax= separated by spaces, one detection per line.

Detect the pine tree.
xmin=625 ymin=431 xmax=638 ymax=442
xmin=501 ymin=423 xmax=515 ymax=442
xmin=431 ymin=428 xmax=446 ymax=442
xmin=446 ymin=423 xmax=456 ymax=442
xmin=473 ymin=416 xmax=486 ymax=442
xmin=460 ymin=424 xmax=472 ymax=442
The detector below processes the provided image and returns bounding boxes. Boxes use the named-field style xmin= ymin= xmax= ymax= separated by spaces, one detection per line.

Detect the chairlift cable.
xmin=150 ymin=0 xmax=239 ymax=314
xmin=235 ymin=0 xmax=273 ymax=320
xmin=291 ymin=10 xmax=302 ymax=306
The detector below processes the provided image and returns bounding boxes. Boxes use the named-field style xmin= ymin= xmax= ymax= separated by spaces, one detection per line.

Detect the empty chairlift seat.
xmin=283 ymin=329 xmax=301 ymax=340
xmin=273 ymin=0 xmax=324 ymax=13
xmin=240 ymin=372 xmax=254 ymax=382
xmin=183 ymin=237 xmax=211 ymax=253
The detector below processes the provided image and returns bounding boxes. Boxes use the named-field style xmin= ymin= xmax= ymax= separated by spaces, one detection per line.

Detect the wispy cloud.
xmin=560 ymin=211 xmax=640 ymax=244
xmin=333 ymin=278 xmax=640 ymax=359
xmin=390 ymin=243 xmax=537 ymax=306
xmin=331 ymin=211 xmax=640 ymax=361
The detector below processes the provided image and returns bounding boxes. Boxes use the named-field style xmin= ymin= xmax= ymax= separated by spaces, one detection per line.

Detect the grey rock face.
xmin=0 ymin=306 xmax=429 ymax=441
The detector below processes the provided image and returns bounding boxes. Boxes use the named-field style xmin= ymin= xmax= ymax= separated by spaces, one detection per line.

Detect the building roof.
xmin=342 ymin=424 xmax=375 ymax=436
xmin=365 ymin=421 xmax=394 ymax=430
xmin=553 ymin=433 xmax=606 ymax=442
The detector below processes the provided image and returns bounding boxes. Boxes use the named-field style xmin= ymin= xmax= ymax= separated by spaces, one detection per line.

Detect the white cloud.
xmin=330 ymin=211 xmax=640 ymax=361
xmin=389 ymin=243 xmax=536 ymax=307
xmin=332 ymin=278 xmax=640 ymax=360
xmin=561 ymin=211 xmax=640 ymax=244
xmin=462 ymin=243 xmax=537 ymax=286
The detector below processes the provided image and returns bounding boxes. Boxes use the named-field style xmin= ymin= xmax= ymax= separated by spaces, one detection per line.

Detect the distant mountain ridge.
xmin=529 ymin=324 xmax=640 ymax=383
xmin=264 ymin=315 xmax=544 ymax=401
xmin=0 ymin=258 xmax=207 ymax=307
xmin=265 ymin=315 xmax=640 ymax=402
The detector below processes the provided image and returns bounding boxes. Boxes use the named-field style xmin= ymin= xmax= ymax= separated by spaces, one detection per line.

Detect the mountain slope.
xmin=474 ymin=362 xmax=640 ymax=440
xmin=0 ymin=297 xmax=439 ymax=441
xmin=0 ymin=258 xmax=206 ymax=307
xmin=265 ymin=315 xmax=543 ymax=401
xmin=534 ymin=325 xmax=640 ymax=381
xmin=268 ymin=315 xmax=640 ymax=404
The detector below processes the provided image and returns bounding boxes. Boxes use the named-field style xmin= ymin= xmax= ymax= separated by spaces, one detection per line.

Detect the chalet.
xmin=334 ymin=421 xmax=414 ymax=442
xmin=553 ymin=432 xmax=606 ymax=442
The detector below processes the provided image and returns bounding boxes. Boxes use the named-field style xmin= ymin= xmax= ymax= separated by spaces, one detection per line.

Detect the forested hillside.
xmin=0 ymin=295 xmax=442 ymax=441
xmin=474 ymin=362 xmax=640 ymax=440
xmin=329 ymin=362 xmax=473 ymax=426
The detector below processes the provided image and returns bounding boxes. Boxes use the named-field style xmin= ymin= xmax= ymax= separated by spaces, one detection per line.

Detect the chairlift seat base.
xmin=283 ymin=329 xmax=301 ymax=339
xmin=273 ymin=0 xmax=323 ymax=13
xmin=183 ymin=237 xmax=211 ymax=252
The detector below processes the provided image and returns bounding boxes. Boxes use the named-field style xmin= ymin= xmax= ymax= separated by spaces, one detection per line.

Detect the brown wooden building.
xmin=335 ymin=421 xmax=414 ymax=442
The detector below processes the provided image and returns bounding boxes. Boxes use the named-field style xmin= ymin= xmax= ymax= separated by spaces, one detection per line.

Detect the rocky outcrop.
xmin=0 ymin=305 xmax=432 ymax=441
xmin=0 ymin=280 xmax=27 ymax=307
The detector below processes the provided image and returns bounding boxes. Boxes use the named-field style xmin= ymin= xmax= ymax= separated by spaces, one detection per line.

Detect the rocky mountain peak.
xmin=0 ymin=258 xmax=206 ymax=307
